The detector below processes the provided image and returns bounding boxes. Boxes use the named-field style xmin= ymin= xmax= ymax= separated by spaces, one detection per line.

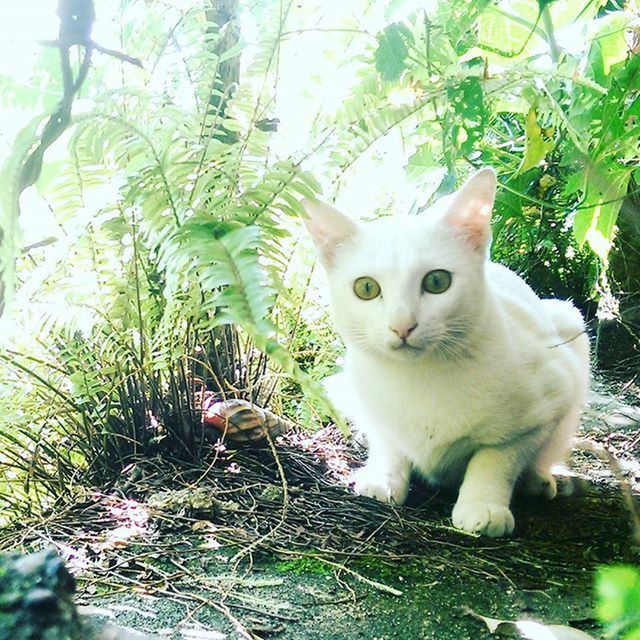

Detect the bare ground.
xmin=2 ymin=376 xmax=639 ymax=640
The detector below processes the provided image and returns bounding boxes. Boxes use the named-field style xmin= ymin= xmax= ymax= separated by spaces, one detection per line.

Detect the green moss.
xmin=353 ymin=557 xmax=427 ymax=584
xmin=273 ymin=557 xmax=332 ymax=575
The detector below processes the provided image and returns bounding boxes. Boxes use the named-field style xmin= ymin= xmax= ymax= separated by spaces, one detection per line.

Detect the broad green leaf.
xmin=477 ymin=0 xmax=544 ymax=60
xmin=597 ymin=566 xmax=640 ymax=623
xmin=35 ymin=160 xmax=65 ymax=195
xmin=0 ymin=114 xmax=46 ymax=314
xmin=549 ymin=0 xmax=607 ymax=31
xmin=375 ymin=23 xmax=414 ymax=82
xmin=572 ymin=165 xmax=631 ymax=263
xmin=588 ymin=12 xmax=632 ymax=77
xmin=596 ymin=565 xmax=640 ymax=640
xmin=517 ymin=108 xmax=554 ymax=174
xmin=446 ymin=76 xmax=486 ymax=154
xmin=406 ymin=144 xmax=436 ymax=182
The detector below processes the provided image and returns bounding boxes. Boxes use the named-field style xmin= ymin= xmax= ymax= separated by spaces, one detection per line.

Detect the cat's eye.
xmin=353 ymin=276 xmax=381 ymax=300
xmin=422 ymin=269 xmax=452 ymax=294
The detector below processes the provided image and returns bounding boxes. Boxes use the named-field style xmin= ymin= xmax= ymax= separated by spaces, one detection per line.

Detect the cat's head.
xmin=302 ymin=168 xmax=496 ymax=361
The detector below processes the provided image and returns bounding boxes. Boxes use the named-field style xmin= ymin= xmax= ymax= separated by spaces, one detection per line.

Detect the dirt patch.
xmin=1 ymin=377 xmax=638 ymax=639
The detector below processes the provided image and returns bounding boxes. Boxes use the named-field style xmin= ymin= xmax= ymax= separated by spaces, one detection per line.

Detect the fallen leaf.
xmin=191 ymin=520 xmax=216 ymax=532
xmin=180 ymin=627 xmax=226 ymax=639
xmin=463 ymin=607 xmax=597 ymax=639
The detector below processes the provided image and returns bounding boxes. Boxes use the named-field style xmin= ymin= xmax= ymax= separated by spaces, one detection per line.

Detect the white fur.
xmin=302 ymin=169 xmax=590 ymax=537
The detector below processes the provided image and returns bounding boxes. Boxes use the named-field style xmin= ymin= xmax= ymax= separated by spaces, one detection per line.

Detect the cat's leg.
xmin=351 ymin=433 xmax=411 ymax=505
xmin=522 ymin=469 xmax=557 ymax=499
xmin=522 ymin=401 xmax=583 ymax=499
xmin=524 ymin=302 xmax=589 ymax=500
xmin=452 ymin=439 xmax=538 ymax=537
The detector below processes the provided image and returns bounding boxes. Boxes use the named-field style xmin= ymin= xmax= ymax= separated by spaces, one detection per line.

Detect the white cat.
xmin=302 ymin=168 xmax=590 ymax=537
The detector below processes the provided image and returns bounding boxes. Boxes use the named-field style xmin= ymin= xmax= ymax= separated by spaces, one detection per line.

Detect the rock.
xmin=147 ymin=487 xmax=237 ymax=515
xmin=0 ymin=549 xmax=157 ymax=640
xmin=0 ymin=549 xmax=79 ymax=640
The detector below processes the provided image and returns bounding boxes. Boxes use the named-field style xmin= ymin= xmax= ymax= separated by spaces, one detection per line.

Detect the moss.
xmin=273 ymin=557 xmax=332 ymax=575
xmin=353 ymin=557 xmax=428 ymax=585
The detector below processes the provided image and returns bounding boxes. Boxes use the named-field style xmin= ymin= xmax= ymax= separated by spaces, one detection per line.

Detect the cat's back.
xmin=486 ymin=262 xmax=584 ymax=342
xmin=485 ymin=261 xmax=588 ymax=404
xmin=486 ymin=261 xmax=539 ymax=306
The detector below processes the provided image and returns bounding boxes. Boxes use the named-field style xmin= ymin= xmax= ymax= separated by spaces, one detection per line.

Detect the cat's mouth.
xmin=390 ymin=341 xmax=424 ymax=354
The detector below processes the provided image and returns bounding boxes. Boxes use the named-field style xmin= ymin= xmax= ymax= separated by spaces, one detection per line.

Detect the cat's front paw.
xmin=452 ymin=500 xmax=515 ymax=538
xmin=351 ymin=466 xmax=409 ymax=505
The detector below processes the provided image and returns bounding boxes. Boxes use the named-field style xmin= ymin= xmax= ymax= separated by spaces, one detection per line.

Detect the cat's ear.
xmin=301 ymin=199 xmax=358 ymax=266
xmin=443 ymin=168 xmax=496 ymax=251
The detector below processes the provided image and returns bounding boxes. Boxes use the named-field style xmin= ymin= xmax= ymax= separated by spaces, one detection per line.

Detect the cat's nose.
xmin=390 ymin=322 xmax=418 ymax=340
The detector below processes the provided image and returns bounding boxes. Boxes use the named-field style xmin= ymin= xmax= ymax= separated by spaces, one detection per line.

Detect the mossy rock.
xmin=0 ymin=550 xmax=154 ymax=640
xmin=0 ymin=549 xmax=79 ymax=640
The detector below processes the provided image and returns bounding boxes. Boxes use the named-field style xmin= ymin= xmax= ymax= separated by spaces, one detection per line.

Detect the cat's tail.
xmin=541 ymin=299 xmax=588 ymax=350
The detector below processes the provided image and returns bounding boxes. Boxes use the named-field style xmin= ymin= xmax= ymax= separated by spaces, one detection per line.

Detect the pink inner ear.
xmin=449 ymin=201 xmax=492 ymax=250
xmin=301 ymin=198 xmax=358 ymax=266
xmin=444 ymin=168 xmax=496 ymax=251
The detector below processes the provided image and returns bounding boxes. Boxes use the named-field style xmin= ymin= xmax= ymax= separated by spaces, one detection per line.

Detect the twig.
xmin=230 ymin=428 xmax=289 ymax=567
xmin=316 ymin=558 xmax=403 ymax=596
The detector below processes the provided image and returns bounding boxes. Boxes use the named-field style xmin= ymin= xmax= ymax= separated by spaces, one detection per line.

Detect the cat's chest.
xmin=348 ymin=353 xmax=486 ymax=437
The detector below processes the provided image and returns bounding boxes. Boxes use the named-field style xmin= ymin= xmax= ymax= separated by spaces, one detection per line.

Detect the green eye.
xmin=353 ymin=276 xmax=381 ymax=300
xmin=422 ymin=269 xmax=452 ymax=294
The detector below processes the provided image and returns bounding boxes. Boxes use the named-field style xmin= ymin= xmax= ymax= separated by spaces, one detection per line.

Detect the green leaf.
xmin=406 ymin=144 xmax=436 ymax=181
xmin=477 ymin=0 xmax=544 ymax=60
xmin=405 ymin=144 xmax=446 ymax=199
xmin=588 ymin=12 xmax=631 ymax=78
xmin=0 ymin=114 xmax=46 ymax=314
xmin=446 ymin=76 xmax=486 ymax=154
xmin=517 ymin=108 xmax=554 ymax=174
xmin=596 ymin=565 xmax=640 ymax=638
xmin=572 ymin=165 xmax=631 ymax=263
xmin=375 ymin=23 xmax=414 ymax=82
xmin=35 ymin=160 xmax=66 ymax=195
xmin=548 ymin=0 xmax=607 ymax=31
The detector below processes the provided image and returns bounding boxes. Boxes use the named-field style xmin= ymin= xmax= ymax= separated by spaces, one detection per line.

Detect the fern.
xmin=0 ymin=115 xmax=47 ymax=313
xmin=1 ymin=0 xmax=357 ymax=523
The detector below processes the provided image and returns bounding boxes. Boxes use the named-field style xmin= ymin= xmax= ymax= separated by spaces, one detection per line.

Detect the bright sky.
xmin=0 ymin=1 xmax=58 ymax=70
xmin=0 ymin=0 xmax=432 ymax=224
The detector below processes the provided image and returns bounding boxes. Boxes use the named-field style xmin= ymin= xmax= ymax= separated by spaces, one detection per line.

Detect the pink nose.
xmin=390 ymin=322 xmax=417 ymax=340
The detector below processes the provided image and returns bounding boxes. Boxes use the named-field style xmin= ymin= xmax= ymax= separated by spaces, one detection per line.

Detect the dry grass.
xmin=2 ymin=424 xmax=637 ymax=584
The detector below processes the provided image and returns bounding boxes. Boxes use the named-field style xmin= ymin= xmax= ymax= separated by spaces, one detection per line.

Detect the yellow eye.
xmin=353 ymin=276 xmax=381 ymax=300
xmin=422 ymin=270 xmax=452 ymax=294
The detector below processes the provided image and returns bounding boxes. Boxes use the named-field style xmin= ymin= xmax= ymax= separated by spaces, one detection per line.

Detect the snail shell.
xmin=202 ymin=399 xmax=294 ymax=442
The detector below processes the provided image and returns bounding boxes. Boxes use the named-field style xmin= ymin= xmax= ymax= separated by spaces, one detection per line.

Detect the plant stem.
xmin=541 ymin=5 xmax=561 ymax=64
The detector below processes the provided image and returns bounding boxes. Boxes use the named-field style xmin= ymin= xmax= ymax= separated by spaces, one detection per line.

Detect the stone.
xmin=0 ymin=549 xmax=157 ymax=640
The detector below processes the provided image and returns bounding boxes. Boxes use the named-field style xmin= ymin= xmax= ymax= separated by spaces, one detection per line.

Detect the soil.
xmin=5 ymin=377 xmax=640 ymax=640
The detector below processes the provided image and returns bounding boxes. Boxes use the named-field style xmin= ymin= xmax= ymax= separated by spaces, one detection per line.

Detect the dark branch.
xmin=20 ymin=1 xmax=143 ymax=192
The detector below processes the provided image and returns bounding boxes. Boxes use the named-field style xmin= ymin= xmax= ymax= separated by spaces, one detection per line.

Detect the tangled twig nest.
xmin=2 ymin=424 xmax=636 ymax=595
